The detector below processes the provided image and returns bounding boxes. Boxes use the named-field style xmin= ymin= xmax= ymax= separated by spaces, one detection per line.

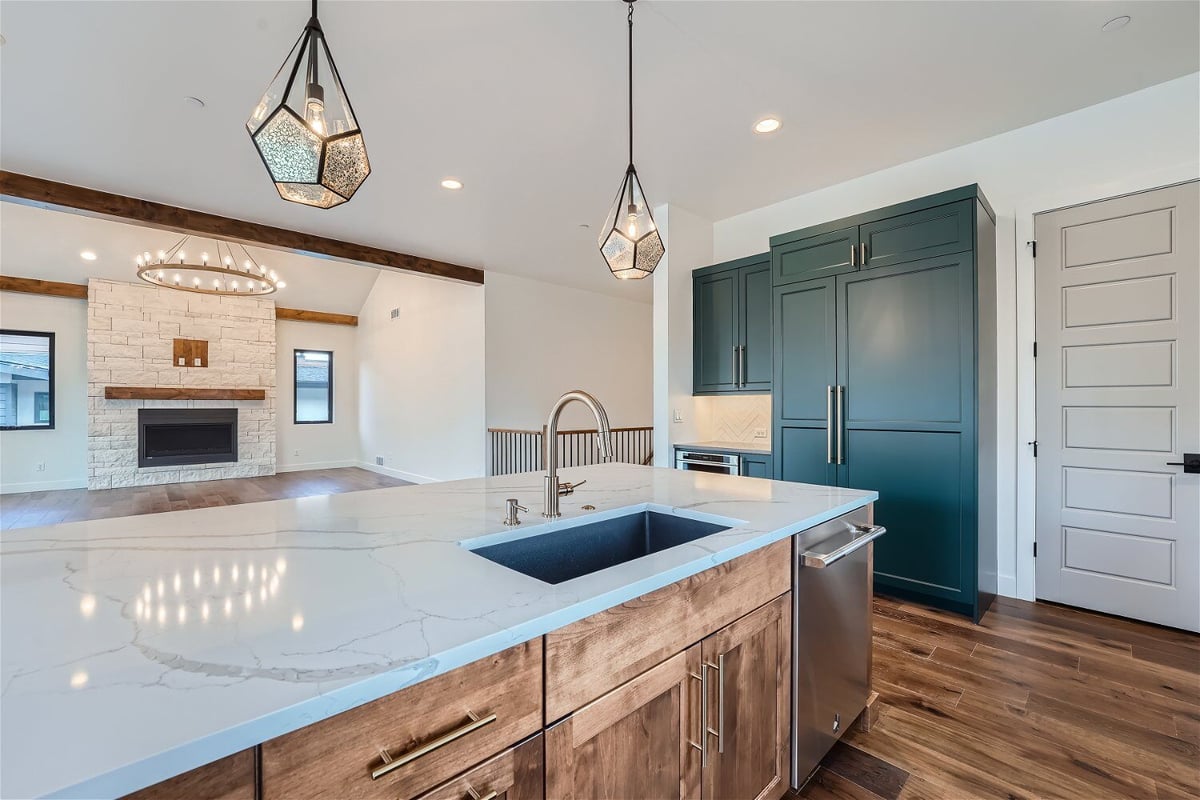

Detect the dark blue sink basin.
xmin=469 ymin=509 xmax=732 ymax=584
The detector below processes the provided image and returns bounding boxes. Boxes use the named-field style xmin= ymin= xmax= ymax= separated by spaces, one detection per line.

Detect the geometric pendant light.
xmin=247 ymin=0 xmax=370 ymax=209
xmin=598 ymin=0 xmax=664 ymax=280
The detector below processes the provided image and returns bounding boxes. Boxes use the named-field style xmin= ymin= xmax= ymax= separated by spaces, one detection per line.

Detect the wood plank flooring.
xmin=0 ymin=468 xmax=411 ymax=530
xmin=798 ymin=595 xmax=1200 ymax=800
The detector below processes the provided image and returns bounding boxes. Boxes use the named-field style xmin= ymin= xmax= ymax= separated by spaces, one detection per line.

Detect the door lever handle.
xmin=1167 ymin=454 xmax=1200 ymax=474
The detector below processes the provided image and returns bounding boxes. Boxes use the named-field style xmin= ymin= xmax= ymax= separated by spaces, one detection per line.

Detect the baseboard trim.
xmin=1 ymin=476 xmax=88 ymax=494
xmin=356 ymin=461 xmax=437 ymax=484
xmin=276 ymin=460 xmax=359 ymax=473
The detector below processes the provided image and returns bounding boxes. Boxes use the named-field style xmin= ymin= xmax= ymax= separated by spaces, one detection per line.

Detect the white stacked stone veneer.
xmin=86 ymin=278 xmax=277 ymax=489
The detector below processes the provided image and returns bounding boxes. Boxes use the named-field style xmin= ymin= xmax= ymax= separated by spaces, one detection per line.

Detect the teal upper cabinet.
xmin=771 ymin=225 xmax=858 ymax=285
xmin=859 ymin=201 xmax=973 ymax=270
xmin=693 ymin=254 xmax=772 ymax=394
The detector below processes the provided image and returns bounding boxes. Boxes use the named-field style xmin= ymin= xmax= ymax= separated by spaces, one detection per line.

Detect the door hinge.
xmin=1028 ymin=240 xmax=1037 ymax=258
xmin=1028 ymin=440 xmax=1038 ymax=457
xmin=1033 ymin=341 xmax=1038 ymax=358
xmin=1033 ymin=542 xmax=1038 ymax=558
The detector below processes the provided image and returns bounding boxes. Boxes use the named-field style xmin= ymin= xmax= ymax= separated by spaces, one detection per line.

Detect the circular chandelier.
xmin=247 ymin=0 xmax=370 ymax=209
xmin=135 ymin=235 xmax=286 ymax=296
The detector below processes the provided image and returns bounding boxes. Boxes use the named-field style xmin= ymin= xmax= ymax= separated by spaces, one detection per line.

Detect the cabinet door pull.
xmin=739 ymin=345 xmax=746 ymax=387
xmin=732 ymin=346 xmax=740 ymax=388
xmin=826 ymin=386 xmax=834 ymax=464
xmin=465 ymin=786 xmax=498 ymax=800
xmin=849 ymin=244 xmax=857 ymax=268
xmin=860 ymin=242 xmax=868 ymax=265
xmin=371 ymin=711 xmax=497 ymax=780
xmin=704 ymin=659 xmax=723 ymax=754
xmin=689 ymin=667 xmax=708 ymax=767
xmin=836 ymin=385 xmax=845 ymax=465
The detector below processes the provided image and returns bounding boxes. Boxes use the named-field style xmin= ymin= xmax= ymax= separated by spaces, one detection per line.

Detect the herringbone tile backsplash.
xmin=697 ymin=395 xmax=771 ymax=445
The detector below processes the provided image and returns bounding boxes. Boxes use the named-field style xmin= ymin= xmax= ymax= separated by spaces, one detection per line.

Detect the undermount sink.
xmin=464 ymin=506 xmax=735 ymax=584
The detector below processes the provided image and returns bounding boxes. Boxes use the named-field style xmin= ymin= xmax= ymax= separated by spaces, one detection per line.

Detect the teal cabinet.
xmin=693 ymin=254 xmax=772 ymax=395
xmin=739 ymin=452 xmax=771 ymax=479
xmin=770 ymin=185 xmax=995 ymax=621
xmin=771 ymin=225 xmax=858 ymax=286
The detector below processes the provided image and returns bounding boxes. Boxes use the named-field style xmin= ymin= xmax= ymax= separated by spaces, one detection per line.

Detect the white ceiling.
xmin=0 ymin=202 xmax=383 ymax=315
xmin=1 ymin=1 xmax=1196 ymax=301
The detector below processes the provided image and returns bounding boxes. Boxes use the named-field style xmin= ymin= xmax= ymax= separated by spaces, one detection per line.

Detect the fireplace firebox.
xmin=138 ymin=409 xmax=238 ymax=468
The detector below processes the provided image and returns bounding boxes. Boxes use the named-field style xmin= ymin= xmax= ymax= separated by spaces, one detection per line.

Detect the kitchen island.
xmin=0 ymin=463 xmax=875 ymax=799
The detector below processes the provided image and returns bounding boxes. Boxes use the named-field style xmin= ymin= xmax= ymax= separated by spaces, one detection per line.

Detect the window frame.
xmin=0 ymin=329 xmax=55 ymax=431
xmin=293 ymin=348 xmax=334 ymax=425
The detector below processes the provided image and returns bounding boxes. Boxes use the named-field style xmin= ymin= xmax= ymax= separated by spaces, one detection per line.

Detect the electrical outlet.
xmin=375 ymin=455 xmax=385 ymax=466
xmin=672 ymin=409 xmax=683 ymax=423
xmin=35 ymin=462 xmax=46 ymax=472
xmin=754 ymin=428 xmax=767 ymax=439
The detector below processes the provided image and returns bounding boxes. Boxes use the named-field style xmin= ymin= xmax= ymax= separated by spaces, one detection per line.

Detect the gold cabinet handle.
xmin=466 ymin=786 xmax=498 ymax=800
xmin=371 ymin=711 xmax=497 ymax=780
xmin=714 ymin=655 xmax=725 ymax=754
xmin=689 ymin=667 xmax=708 ymax=767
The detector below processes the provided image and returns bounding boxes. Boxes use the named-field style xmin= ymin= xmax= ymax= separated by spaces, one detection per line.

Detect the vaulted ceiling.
xmin=2 ymin=1 xmax=1196 ymax=300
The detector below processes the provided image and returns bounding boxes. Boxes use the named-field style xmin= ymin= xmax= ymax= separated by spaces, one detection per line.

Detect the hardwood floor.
xmin=798 ymin=595 xmax=1200 ymax=800
xmin=0 ymin=467 xmax=411 ymax=530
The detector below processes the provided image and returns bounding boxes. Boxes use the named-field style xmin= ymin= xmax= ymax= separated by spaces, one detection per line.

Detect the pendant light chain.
xmin=628 ymin=1 xmax=638 ymax=170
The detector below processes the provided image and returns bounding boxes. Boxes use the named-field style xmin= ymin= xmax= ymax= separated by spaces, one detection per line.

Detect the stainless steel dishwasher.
xmin=792 ymin=509 xmax=887 ymax=789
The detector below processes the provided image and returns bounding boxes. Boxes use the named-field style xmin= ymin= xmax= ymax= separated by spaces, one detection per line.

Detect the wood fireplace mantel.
xmin=104 ymin=387 xmax=267 ymax=401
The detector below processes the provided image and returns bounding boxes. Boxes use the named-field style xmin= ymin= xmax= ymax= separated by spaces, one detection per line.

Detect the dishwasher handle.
xmin=801 ymin=524 xmax=887 ymax=568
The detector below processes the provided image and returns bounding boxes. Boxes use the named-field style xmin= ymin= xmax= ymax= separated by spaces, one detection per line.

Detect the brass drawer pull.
xmin=371 ymin=711 xmax=497 ymax=780
xmin=466 ymin=785 xmax=498 ymax=800
xmin=688 ymin=668 xmax=707 ymax=766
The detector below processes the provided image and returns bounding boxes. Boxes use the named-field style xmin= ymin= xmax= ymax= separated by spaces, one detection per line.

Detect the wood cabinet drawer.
xmin=120 ymin=749 xmax=255 ymax=800
xmin=413 ymin=735 xmax=543 ymax=800
xmin=544 ymin=538 xmax=790 ymax=721
xmin=262 ymin=640 xmax=542 ymax=800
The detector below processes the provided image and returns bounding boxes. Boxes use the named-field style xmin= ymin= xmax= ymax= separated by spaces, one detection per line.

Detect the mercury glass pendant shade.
xmin=599 ymin=166 xmax=664 ymax=280
xmin=247 ymin=3 xmax=370 ymax=209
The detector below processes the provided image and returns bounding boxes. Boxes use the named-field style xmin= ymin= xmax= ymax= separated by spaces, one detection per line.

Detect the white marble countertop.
xmin=0 ymin=464 xmax=874 ymax=799
xmin=675 ymin=440 xmax=773 ymax=455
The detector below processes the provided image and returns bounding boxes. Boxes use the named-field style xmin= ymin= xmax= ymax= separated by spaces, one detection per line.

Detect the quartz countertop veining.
xmin=675 ymin=440 xmax=773 ymax=455
xmin=0 ymin=463 xmax=874 ymax=799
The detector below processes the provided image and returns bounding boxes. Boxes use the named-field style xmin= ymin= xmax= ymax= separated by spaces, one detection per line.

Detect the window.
xmin=1 ymin=330 xmax=55 ymax=430
xmin=294 ymin=349 xmax=333 ymax=424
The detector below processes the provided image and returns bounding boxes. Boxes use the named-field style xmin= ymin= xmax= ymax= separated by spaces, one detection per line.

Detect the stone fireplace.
xmin=87 ymin=279 xmax=276 ymax=489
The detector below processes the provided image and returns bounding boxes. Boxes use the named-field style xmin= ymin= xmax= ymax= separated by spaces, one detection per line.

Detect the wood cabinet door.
xmin=771 ymin=225 xmax=858 ymax=286
xmin=701 ymin=594 xmax=791 ymax=800
xmin=739 ymin=260 xmax=773 ymax=392
xmin=774 ymin=278 xmax=837 ymax=486
xmin=858 ymin=200 xmax=972 ymax=271
xmin=546 ymin=647 xmax=702 ymax=800
xmin=693 ymin=269 xmax=740 ymax=393
xmin=739 ymin=454 xmax=771 ymax=479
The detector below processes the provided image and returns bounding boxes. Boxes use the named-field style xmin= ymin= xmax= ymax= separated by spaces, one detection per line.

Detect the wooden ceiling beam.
xmin=275 ymin=307 xmax=357 ymax=326
xmin=0 ymin=171 xmax=485 ymax=285
xmin=0 ymin=275 xmax=88 ymax=299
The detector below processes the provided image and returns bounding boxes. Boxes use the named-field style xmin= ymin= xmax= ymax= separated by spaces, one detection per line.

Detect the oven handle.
xmin=677 ymin=458 xmax=739 ymax=470
xmin=800 ymin=524 xmax=886 ymax=568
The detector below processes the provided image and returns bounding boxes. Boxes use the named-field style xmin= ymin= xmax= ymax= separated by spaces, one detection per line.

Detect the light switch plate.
xmin=672 ymin=409 xmax=683 ymax=423
xmin=754 ymin=428 xmax=767 ymax=439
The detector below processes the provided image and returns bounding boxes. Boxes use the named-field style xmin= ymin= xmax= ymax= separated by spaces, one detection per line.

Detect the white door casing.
xmin=1034 ymin=181 xmax=1199 ymax=631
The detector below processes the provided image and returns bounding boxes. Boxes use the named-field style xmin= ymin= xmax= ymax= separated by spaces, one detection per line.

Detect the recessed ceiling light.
xmin=80 ymin=250 xmax=98 ymax=261
xmin=440 ymin=178 xmax=464 ymax=190
xmin=753 ymin=117 xmax=782 ymax=134
xmin=184 ymin=96 xmax=206 ymax=109
xmin=1101 ymin=15 xmax=1131 ymax=32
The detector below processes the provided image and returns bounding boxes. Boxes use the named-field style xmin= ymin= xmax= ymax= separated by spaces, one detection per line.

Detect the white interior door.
xmin=1034 ymin=181 xmax=1199 ymax=632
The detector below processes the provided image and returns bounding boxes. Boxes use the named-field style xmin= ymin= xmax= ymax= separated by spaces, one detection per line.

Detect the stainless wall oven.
xmin=674 ymin=449 xmax=740 ymax=475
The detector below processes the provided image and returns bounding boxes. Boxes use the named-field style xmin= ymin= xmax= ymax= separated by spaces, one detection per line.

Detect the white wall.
xmin=707 ymin=73 xmax=1200 ymax=598
xmin=0 ymin=292 xmax=88 ymax=492
xmin=652 ymin=204 xmax=713 ymax=465
xmin=485 ymin=272 xmax=652 ymax=431
xmin=357 ymin=271 xmax=486 ymax=483
xmin=275 ymin=320 xmax=359 ymax=472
